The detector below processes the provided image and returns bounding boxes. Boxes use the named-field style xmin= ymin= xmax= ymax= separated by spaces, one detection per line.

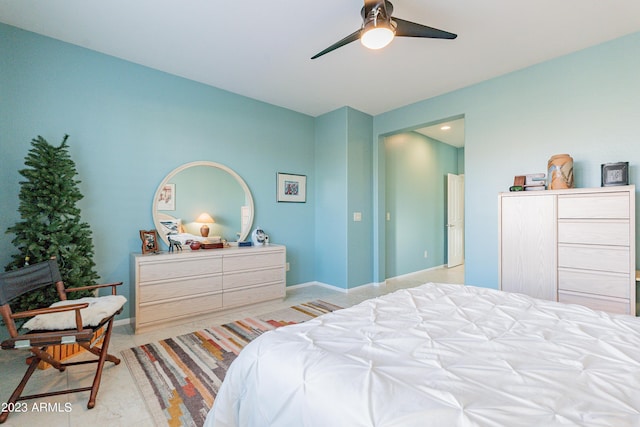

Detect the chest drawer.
xmin=558 ymin=291 xmax=629 ymax=315
xmin=558 ymin=269 xmax=629 ymax=299
xmin=558 ymin=244 xmax=630 ymax=274
xmin=558 ymin=193 xmax=629 ymax=219
xmin=139 ymin=256 xmax=222 ymax=282
xmin=557 ymin=220 xmax=629 ymax=246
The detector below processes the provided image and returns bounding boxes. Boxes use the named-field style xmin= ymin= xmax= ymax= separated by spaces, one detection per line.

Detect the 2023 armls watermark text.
xmin=2 ymin=402 xmax=73 ymax=413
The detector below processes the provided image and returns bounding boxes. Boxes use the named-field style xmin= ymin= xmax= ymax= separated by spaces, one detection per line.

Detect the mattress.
xmin=205 ymin=282 xmax=640 ymax=426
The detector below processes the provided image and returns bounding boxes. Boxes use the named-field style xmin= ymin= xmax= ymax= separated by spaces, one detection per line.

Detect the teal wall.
xmin=384 ymin=133 xmax=459 ymax=277
xmin=457 ymin=148 xmax=465 ymax=174
xmin=374 ymin=31 xmax=640 ymax=288
xmin=314 ymin=109 xmax=348 ymax=287
xmin=3 ymin=21 xmax=640 ymax=316
xmin=0 ymin=24 xmax=316 ymax=320
xmin=314 ymin=107 xmax=374 ymax=289
xmin=346 ymin=109 xmax=374 ymax=288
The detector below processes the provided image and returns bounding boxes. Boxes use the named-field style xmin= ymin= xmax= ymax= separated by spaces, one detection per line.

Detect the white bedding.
xmin=206 ymin=283 xmax=640 ymax=427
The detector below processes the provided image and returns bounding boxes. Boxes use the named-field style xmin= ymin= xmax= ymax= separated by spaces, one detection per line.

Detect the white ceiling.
xmin=1 ymin=1 xmax=640 ymax=117
xmin=415 ymin=118 xmax=465 ymax=148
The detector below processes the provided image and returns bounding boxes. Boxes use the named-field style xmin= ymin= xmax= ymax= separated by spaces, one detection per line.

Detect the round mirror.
xmin=152 ymin=161 xmax=254 ymax=246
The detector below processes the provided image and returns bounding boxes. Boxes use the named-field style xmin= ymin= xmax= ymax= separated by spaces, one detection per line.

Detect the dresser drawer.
xmin=139 ymin=256 xmax=222 ymax=282
xmin=223 ymin=251 xmax=284 ymax=273
xmin=558 ymin=269 xmax=629 ymax=299
xmin=223 ymin=283 xmax=284 ymax=308
xmin=558 ymin=244 xmax=630 ymax=273
xmin=224 ymin=267 xmax=284 ymax=290
xmin=139 ymin=275 xmax=223 ymax=302
xmin=557 ymin=220 xmax=629 ymax=246
xmin=558 ymin=291 xmax=629 ymax=315
xmin=138 ymin=293 xmax=223 ymax=325
xmin=558 ymin=193 xmax=629 ymax=219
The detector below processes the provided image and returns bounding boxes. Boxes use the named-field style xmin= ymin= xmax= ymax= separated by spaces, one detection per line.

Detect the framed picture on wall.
xmin=156 ymin=183 xmax=175 ymax=211
xmin=277 ymin=173 xmax=307 ymax=203
xmin=139 ymin=229 xmax=159 ymax=254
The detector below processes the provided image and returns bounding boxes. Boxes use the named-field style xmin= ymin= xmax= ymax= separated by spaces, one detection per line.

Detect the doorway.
xmin=383 ymin=117 xmax=465 ymax=279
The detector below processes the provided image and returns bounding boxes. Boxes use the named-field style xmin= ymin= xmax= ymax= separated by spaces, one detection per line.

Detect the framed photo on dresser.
xmin=139 ymin=229 xmax=159 ymax=254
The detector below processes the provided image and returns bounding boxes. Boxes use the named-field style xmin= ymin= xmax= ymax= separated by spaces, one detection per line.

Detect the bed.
xmin=205 ymin=282 xmax=640 ymax=426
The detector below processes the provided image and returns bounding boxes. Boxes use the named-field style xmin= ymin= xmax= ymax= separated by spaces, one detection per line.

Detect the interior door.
xmin=447 ymin=173 xmax=464 ymax=267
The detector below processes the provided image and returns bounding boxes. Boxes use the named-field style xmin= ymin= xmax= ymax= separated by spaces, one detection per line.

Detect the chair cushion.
xmin=22 ymin=295 xmax=127 ymax=331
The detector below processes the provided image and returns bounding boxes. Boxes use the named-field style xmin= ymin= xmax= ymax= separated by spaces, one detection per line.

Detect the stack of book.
xmin=524 ymin=173 xmax=546 ymax=190
xmin=513 ymin=173 xmax=546 ymax=191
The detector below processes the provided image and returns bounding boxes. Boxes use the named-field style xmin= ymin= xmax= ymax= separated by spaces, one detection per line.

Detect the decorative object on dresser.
xmin=201 ymin=242 xmax=224 ymax=249
xmin=601 ymin=162 xmax=629 ymax=187
xmin=131 ymin=244 xmax=287 ymax=333
xmin=511 ymin=173 xmax=546 ymax=192
xmin=167 ymin=235 xmax=182 ymax=252
xmin=547 ymin=153 xmax=574 ymax=189
xmin=251 ymin=227 xmax=267 ymax=246
xmin=277 ymin=172 xmax=307 ymax=203
xmin=499 ymin=185 xmax=636 ymax=315
xmin=139 ymin=230 xmax=159 ymax=254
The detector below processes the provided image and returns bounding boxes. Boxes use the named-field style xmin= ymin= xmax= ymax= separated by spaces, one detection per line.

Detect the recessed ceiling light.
xmin=440 ymin=125 xmax=451 ymax=131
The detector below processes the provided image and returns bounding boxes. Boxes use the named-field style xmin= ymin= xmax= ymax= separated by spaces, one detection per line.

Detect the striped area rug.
xmin=121 ymin=300 xmax=342 ymax=427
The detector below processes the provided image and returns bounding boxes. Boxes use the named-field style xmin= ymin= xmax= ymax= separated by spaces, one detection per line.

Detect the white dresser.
xmin=499 ymin=186 xmax=636 ymax=315
xmin=131 ymin=244 xmax=286 ymax=333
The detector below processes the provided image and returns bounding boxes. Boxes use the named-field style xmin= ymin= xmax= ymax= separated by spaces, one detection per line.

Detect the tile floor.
xmin=0 ymin=265 xmax=464 ymax=427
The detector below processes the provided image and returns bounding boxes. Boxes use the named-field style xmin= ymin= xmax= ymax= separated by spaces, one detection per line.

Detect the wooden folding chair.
xmin=0 ymin=258 xmax=125 ymax=424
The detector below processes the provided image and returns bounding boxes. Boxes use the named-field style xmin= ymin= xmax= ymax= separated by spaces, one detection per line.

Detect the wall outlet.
xmin=286 ymin=262 xmax=290 ymax=271
xmin=386 ymin=212 xmax=391 ymax=221
xmin=424 ymin=250 xmax=428 ymax=259
xmin=353 ymin=212 xmax=362 ymax=222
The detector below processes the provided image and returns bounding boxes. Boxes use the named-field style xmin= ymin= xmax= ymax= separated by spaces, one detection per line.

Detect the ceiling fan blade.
xmin=394 ymin=17 xmax=457 ymax=39
xmin=311 ymin=29 xmax=362 ymax=59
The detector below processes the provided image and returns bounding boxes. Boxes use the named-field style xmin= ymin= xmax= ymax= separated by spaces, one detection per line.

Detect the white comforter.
xmin=206 ymin=283 xmax=640 ymax=427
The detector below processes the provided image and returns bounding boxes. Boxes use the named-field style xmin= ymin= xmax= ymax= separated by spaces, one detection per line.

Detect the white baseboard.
xmin=287 ymin=281 xmax=349 ymax=293
xmin=286 ymin=265 xmax=448 ymax=294
xmin=287 ymin=280 xmax=386 ymax=293
xmin=385 ymin=264 xmax=447 ymax=282
xmin=114 ymin=317 xmax=132 ymax=327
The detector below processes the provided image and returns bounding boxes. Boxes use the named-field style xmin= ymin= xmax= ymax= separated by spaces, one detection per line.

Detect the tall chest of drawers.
xmin=131 ymin=244 xmax=286 ymax=333
xmin=556 ymin=189 xmax=635 ymax=314
xmin=499 ymin=186 xmax=635 ymax=315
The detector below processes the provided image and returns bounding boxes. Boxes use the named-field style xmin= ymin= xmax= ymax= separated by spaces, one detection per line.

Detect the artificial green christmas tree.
xmin=5 ymin=135 xmax=97 ymax=316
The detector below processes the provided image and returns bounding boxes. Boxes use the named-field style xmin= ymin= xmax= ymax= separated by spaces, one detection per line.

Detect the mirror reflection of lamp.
xmin=196 ymin=213 xmax=215 ymax=237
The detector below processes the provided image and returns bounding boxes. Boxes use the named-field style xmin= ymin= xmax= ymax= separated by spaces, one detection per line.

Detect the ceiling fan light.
xmin=360 ymin=11 xmax=396 ymax=51
xmin=361 ymin=26 xmax=395 ymax=49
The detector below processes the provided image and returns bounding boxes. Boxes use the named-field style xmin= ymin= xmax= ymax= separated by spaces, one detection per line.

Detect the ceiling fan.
xmin=311 ymin=0 xmax=457 ymax=59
